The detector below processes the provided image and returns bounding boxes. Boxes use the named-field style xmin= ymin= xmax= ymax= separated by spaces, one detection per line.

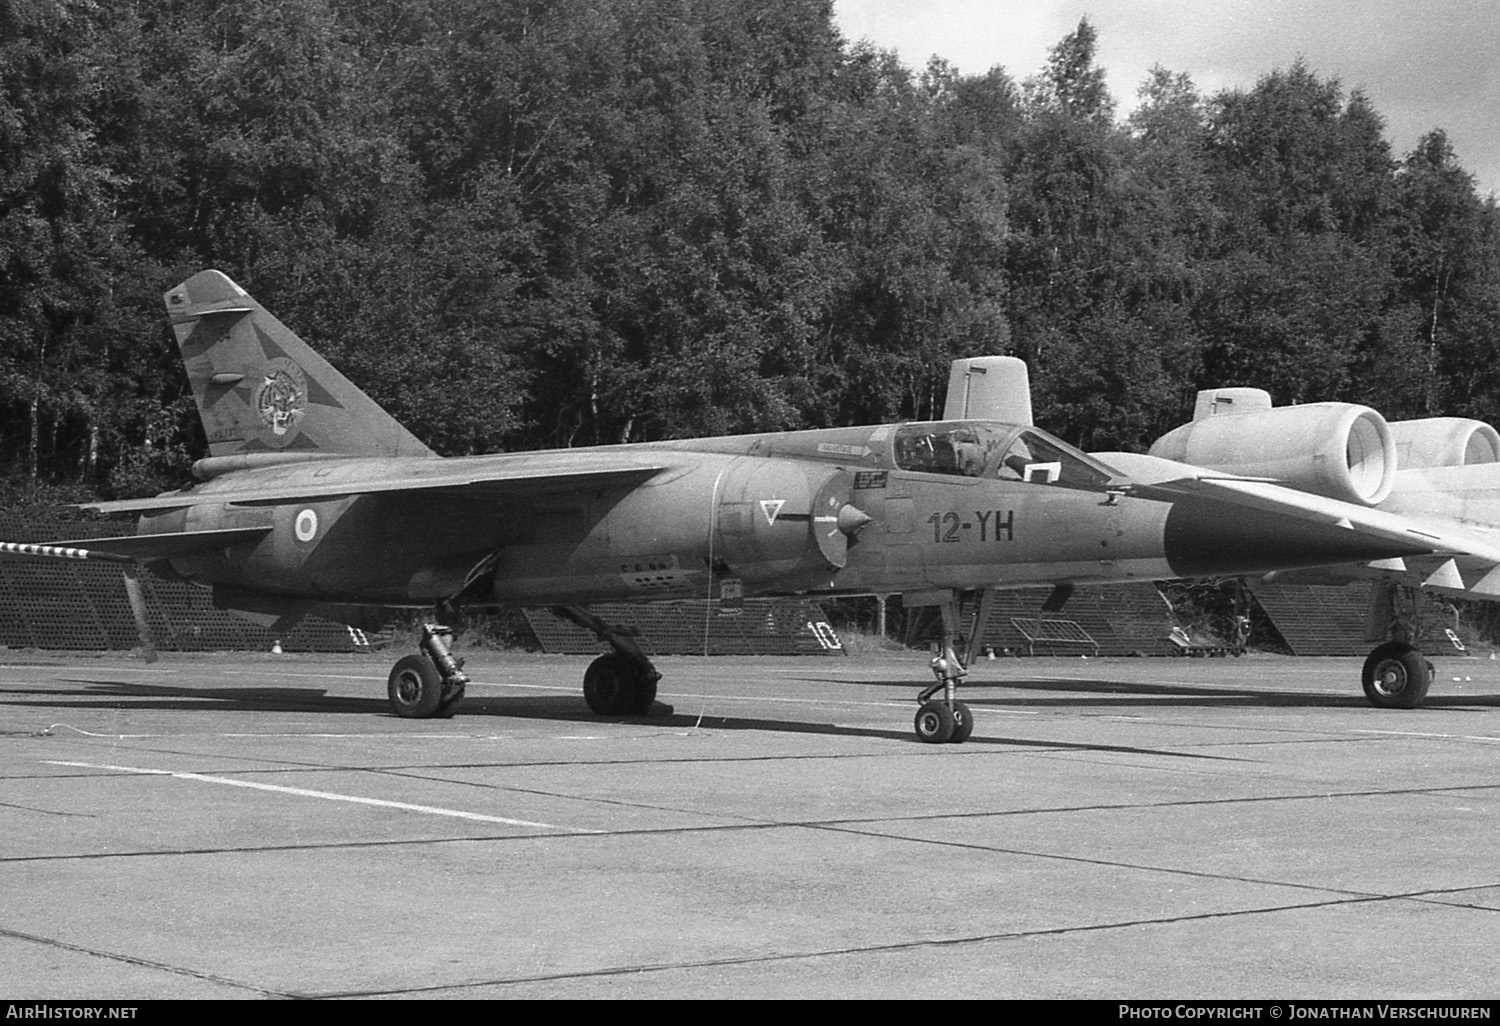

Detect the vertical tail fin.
xmin=943 ymin=357 xmax=1033 ymax=425
xmin=166 ymin=270 xmax=435 ymax=460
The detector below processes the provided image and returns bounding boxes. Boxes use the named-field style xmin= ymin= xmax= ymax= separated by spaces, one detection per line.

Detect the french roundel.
xmin=294 ymin=508 xmax=318 ymax=542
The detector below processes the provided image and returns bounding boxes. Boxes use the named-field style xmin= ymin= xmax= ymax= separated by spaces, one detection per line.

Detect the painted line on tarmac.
xmin=1353 ymin=728 xmax=1500 ymax=744
xmin=44 ymin=760 xmax=597 ymax=831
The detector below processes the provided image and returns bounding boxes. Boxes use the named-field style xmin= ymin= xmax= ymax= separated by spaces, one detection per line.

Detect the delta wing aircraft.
xmin=1131 ymin=387 xmax=1500 ymax=710
xmin=4 ymin=271 xmax=1498 ymax=742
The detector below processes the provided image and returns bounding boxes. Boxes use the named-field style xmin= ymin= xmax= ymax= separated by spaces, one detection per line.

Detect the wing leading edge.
xmin=76 ymin=454 xmax=673 ymax=513
xmin=1 ymin=527 xmax=273 ymax=565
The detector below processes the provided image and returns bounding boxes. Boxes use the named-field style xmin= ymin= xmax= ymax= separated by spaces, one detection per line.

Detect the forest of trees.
xmin=4 ymin=0 xmax=1499 ymax=504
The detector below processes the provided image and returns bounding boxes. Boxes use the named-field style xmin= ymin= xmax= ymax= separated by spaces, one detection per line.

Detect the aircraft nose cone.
xmin=837 ymin=504 xmax=873 ymax=534
xmin=1163 ymin=500 xmax=1429 ymax=577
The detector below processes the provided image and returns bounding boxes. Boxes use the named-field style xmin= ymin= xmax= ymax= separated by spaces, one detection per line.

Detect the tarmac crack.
xmin=803 ymin=820 xmax=1387 ymax=899
xmin=312 ymin=890 xmax=1433 ymax=999
xmin=0 ymin=799 xmax=95 ymax=818
xmin=0 ymin=924 xmax=296 ymax=998
xmin=7 ymin=774 xmax=1497 ymax=866
xmin=814 ymin=780 xmax=1500 ymax=823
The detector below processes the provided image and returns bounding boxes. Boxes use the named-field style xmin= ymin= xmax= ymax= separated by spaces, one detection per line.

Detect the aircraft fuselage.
xmin=136 ymin=419 xmax=1422 ymax=611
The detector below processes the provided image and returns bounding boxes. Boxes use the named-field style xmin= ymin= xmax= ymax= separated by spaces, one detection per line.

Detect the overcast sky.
xmin=833 ymin=0 xmax=1500 ymax=199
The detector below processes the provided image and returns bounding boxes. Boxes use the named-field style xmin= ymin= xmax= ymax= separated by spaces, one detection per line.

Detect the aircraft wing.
xmin=1098 ymin=451 xmax=1500 ymax=589
xmin=76 ymin=453 xmax=672 ymax=513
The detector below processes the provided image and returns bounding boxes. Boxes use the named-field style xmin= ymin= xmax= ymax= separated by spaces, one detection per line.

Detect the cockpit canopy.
xmin=892 ymin=422 xmax=1117 ymax=489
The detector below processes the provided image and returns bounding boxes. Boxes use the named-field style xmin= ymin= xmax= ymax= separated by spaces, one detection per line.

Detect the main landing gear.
xmin=1360 ymin=581 xmax=1434 ymax=709
xmin=387 ymin=624 xmax=470 ymax=718
xmin=1361 ymin=641 xmax=1431 ymax=709
xmin=554 ymin=605 xmax=667 ymax=717
xmin=382 ymin=607 xmax=669 ymax=721
xmin=384 ymin=609 xmax=668 ymax=719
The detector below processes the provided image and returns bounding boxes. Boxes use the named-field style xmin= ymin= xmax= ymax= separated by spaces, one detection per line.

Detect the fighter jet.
xmin=3 ymin=271 xmax=1495 ymax=742
xmin=1136 ymin=387 xmax=1500 ymax=711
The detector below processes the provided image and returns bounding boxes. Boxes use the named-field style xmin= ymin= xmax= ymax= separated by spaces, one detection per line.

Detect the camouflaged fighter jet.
xmin=5 ymin=270 xmax=1500 ymax=742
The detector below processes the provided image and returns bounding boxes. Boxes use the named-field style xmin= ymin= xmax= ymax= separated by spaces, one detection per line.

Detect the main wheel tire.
xmin=914 ymin=700 xmax=956 ymax=744
xmin=388 ymin=654 xmax=444 ymax=718
xmin=949 ymin=700 xmax=975 ymax=744
xmin=583 ymin=654 xmax=658 ymax=716
xmin=623 ymin=670 xmax=658 ymax=715
xmin=434 ymin=685 xmax=466 ymax=719
xmin=1362 ymin=642 xmax=1432 ymax=709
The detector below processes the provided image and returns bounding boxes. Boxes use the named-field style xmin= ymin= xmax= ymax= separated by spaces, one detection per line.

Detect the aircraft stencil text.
xmin=926 ymin=510 xmax=1014 ymax=543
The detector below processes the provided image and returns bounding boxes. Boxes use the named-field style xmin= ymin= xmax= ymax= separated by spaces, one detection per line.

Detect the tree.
xmin=1193 ymin=63 xmax=1398 ymax=407
xmin=1388 ymin=131 xmax=1500 ymax=418
xmin=5 ymin=1 xmax=1500 ymax=499
xmin=0 ymin=0 xmax=165 ymax=492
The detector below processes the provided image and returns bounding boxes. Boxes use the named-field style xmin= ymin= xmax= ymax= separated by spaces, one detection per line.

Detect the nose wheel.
xmin=914 ymin=622 xmax=975 ymax=743
xmin=908 ymin=591 xmax=987 ymax=744
xmin=914 ymin=698 xmax=973 ymax=744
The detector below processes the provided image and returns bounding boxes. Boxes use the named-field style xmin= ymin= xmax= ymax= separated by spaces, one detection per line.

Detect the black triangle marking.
xmin=253 ymin=323 xmax=288 ymax=362
xmin=252 ymin=325 xmax=344 ymax=409
xmin=304 ymin=375 xmax=344 ymax=410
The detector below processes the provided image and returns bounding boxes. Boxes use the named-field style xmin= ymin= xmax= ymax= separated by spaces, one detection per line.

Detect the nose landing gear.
xmin=911 ymin=590 xmax=983 ymax=743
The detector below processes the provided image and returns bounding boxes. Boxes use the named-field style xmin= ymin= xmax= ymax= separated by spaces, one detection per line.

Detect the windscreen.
xmin=893 ymin=423 xmax=1116 ymax=489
